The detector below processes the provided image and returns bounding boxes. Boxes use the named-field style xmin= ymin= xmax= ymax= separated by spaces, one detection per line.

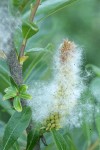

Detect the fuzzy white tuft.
xmin=28 ymin=40 xmax=84 ymax=128
xmin=0 ymin=0 xmax=21 ymax=53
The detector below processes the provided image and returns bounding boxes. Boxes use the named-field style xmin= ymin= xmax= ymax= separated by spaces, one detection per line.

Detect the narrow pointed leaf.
xmin=23 ymin=44 xmax=54 ymax=82
xmin=0 ymin=59 xmax=10 ymax=93
xmin=0 ymin=94 xmax=14 ymax=115
xmin=95 ymin=111 xmax=100 ymax=137
xmin=37 ymin=0 xmax=78 ymax=21
xmin=10 ymin=76 xmax=18 ymax=88
xmin=51 ymin=130 xmax=69 ymax=150
xmin=9 ymin=0 xmax=35 ymax=15
xmin=26 ymin=124 xmax=40 ymax=150
xmin=3 ymin=107 xmax=32 ymax=150
xmin=22 ymin=22 xmax=39 ymax=39
xmin=64 ymin=133 xmax=77 ymax=150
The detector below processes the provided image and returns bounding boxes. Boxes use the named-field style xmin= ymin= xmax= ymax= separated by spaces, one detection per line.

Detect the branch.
xmin=19 ymin=39 xmax=27 ymax=58
xmin=19 ymin=0 xmax=40 ymax=58
xmin=29 ymin=0 xmax=41 ymax=22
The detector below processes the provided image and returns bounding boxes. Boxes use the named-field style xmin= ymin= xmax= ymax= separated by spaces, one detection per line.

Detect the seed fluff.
xmin=28 ymin=39 xmax=84 ymax=130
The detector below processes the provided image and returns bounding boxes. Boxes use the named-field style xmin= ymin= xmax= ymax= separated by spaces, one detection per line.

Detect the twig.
xmin=19 ymin=39 xmax=27 ymax=58
xmin=29 ymin=0 xmax=40 ymax=22
xmin=19 ymin=0 xmax=40 ymax=58
xmin=19 ymin=1 xmax=41 ymax=150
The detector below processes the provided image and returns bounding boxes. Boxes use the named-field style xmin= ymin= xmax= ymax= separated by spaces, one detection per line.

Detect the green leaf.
xmin=64 ymin=133 xmax=77 ymax=150
xmin=26 ymin=124 xmax=40 ymax=150
xmin=22 ymin=22 xmax=39 ymax=39
xmin=0 ymin=59 xmax=10 ymax=93
xmin=95 ymin=111 xmax=100 ymax=138
xmin=23 ymin=0 xmax=77 ymax=22
xmin=4 ymin=86 xmax=17 ymax=94
xmin=13 ymin=96 xmax=22 ymax=112
xmin=37 ymin=0 xmax=78 ymax=21
xmin=51 ymin=130 xmax=69 ymax=150
xmin=0 ymin=121 xmax=5 ymax=150
xmin=3 ymin=86 xmax=18 ymax=100
xmin=3 ymin=91 xmax=17 ymax=101
xmin=9 ymin=0 xmax=20 ymax=16
xmin=86 ymin=64 xmax=100 ymax=77
xmin=0 ymin=94 xmax=14 ymax=115
xmin=2 ymin=107 xmax=32 ymax=150
xmin=90 ymin=77 xmax=100 ymax=102
xmin=10 ymin=76 xmax=18 ymax=89
xmin=19 ymin=84 xmax=28 ymax=93
xmin=19 ymin=93 xmax=32 ymax=100
xmin=14 ymin=28 xmax=23 ymax=53
xmin=12 ymin=0 xmax=20 ymax=6
xmin=23 ymin=44 xmax=54 ymax=83
xmin=81 ymin=121 xmax=92 ymax=146
xmin=9 ymin=0 xmax=35 ymax=15
xmin=10 ymin=142 xmax=20 ymax=150
xmin=0 ymin=121 xmax=5 ymax=137
xmin=17 ymin=132 xmax=27 ymax=150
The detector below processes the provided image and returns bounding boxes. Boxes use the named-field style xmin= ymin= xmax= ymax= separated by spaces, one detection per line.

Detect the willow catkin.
xmin=28 ymin=39 xmax=84 ymax=130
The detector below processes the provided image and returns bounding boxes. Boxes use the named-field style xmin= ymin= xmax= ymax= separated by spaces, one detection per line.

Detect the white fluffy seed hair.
xmin=28 ymin=39 xmax=84 ymax=127
xmin=0 ymin=0 xmax=21 ymax=53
